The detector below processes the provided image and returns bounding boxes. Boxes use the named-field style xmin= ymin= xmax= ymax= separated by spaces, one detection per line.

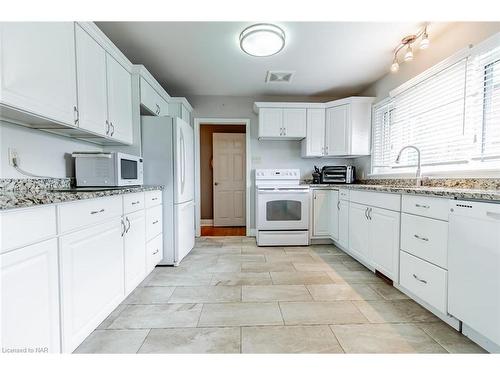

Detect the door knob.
xmin=214 ymin=182 xmax=219 ymax=186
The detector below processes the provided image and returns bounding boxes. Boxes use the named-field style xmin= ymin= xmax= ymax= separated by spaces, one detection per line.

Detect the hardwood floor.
xmin=201 ymin=226 xmax=246 ymax=236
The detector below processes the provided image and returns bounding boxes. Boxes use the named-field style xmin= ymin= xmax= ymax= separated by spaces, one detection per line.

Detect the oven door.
xmin=257 ymin=188 xmax=309 ymax=230
xmin=117 ymin=153 xmax=144 ymax=186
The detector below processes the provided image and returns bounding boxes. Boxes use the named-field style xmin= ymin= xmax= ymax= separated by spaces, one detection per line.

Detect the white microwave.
xmin=72 ymin=152 xmax=143 ymax=187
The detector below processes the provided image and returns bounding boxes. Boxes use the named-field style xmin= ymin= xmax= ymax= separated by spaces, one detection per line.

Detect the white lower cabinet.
xmin=147 ymin=234 xmax=163 ymax=273
xmin=123 ymin=210 xmax=147 ymax=295
xmin=329 ymin=190 xmax=339 ymax=240
xmin=370 ymin=207 xmax=400 ymax=282
xmin=338 ymin=200 xmax=349 ymax=249
xmin=312 ymin=189 xmax=331 ymax=237
xmin=59 ymin=219 xmax=124 ymax=353
xmin=1 ymin=239 xmax=60 ymax=353
xmin=348 ymin=202 xmax=372 ymax=265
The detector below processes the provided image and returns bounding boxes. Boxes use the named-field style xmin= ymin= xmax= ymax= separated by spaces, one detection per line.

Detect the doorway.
xmin=195 ymin=119 xmax=250 ymax=237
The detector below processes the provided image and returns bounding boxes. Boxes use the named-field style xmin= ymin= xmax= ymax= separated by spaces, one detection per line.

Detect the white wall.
xmin=189 ymin=94 xmax=351 ymax=230
xmin=354 ymin=22 xmax=500 ymax=178
xmin=0 ymin=121 xmax=103 ymax=179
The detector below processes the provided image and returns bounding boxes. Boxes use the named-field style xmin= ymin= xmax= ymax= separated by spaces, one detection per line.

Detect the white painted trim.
xmin=194 ymin=117 xmax=252 ymax=238
xmin=200 ymin=219 xmax=213 ymax=227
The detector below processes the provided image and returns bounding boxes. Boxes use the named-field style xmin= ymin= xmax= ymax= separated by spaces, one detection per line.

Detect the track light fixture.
xmin=390 ymin=25 xmax=430 ymax=73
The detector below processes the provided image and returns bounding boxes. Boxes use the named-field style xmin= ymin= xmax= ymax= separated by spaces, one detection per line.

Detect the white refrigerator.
xmin=141 ymin=116 xmax=195 ymax=265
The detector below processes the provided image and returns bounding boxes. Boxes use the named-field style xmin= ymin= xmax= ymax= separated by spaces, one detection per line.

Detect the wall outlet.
xmin=8 ymin=148 xmax=18 ymax=166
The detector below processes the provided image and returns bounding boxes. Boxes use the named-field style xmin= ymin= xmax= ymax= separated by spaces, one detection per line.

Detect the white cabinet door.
xmin=283 ymin=108 xmax=306 ymax=138
xmin=259 ymin=108 xmax=283 ymax=138
xmin=60 ymin=219 xmax=124 ymax=353
xmin=140 ymin=77 xmax=159 ymax=115
xmin=312 ymin=190 xmax=331 ymax=237
xmin=0 ymin=22 xmax=77 ymax=125
xmin=75 ymin=25 xmax=108 ymax=136
xmin=106 ymin=54 xmax=133 ymax=144
xmin=326 ymin=104 xmax=349 ymax=156
xmin=1 ymin=239 xmax=60 ymax=353
xmin=301 ymin=108 xmax=326 ymax=157
xmin=159 ymin=97 xmax=169 ymax=117
xmin=181 ymin=104 xmax=190 ymax=124
xmin=370 ymin=207 xmax=400 ymax=281
xmin=348 ymin=202 xmax=371 ymax=264
xmin=329 ymin=190 xmax=340 ymax=240
xmin=338 ymin=200 xmax=349 ymax=249
xmin=124 ymin=210 xmax=146 ymax=295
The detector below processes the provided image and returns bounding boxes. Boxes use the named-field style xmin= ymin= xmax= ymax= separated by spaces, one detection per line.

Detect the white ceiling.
xmin=96 ymin=22 xmax=450 ymax=98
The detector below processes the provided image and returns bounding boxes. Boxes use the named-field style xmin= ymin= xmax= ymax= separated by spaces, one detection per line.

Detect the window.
xmin=371 ymin=33 xmax=500 ymax=176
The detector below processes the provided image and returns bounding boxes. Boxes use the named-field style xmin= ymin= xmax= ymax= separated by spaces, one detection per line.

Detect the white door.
xmin=174 ymin=118 xmax=194 ymax=204
xmin=75 ymin=24 xmax=108 ymax=136
xmin=213 ymin=133 xmax=246 ymax=227
xmin=124 ymin=210 xmax=146 ymax=294
xmin=302 ymin=108 xmax=326 ymax=157
xmin=338 ymin=200 xmax=349 ymax=249
xmin=60 ymin=219 xmax=124 ymax=353
xmin=283 ymin=108 xmax=307 ymax=138
xmin=1 ymin=239 xmax=60 ymax=353
xmin=370 ymin=207 xmax=400 ymax=281
xmin=106 ymin=53 xmax=133 ymax=144
xmin=175 ymin=200 xmax=195 ymax=263
xmin=312 ymin=190 xmax=330 ymax=237
xmin=0 ymin=22 xmax=77 ymax=125
xmin=348 ymin=202 xmax=371 ymax=265
xmin=259 ymin=108 xmax=283 ymax=137
xmin=329 ymin=190 xmax=340 ymax=240
xmin=326 ymin=105 xmax=349 ymax=156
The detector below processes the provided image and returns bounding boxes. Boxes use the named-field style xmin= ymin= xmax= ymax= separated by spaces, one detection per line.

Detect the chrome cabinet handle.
xmin=105 ymin=120 xmax=110 ymax=135
xmin=125 ymin=217 xmax=131 ymax=233
xmin=131 ymin=201 xmax=140 ymax=205
xmin=413 ymin=274 xmax=427 ymax=284
xmin=415 ymin=203 xmax=430 ymax=209
xmin=74 ymin=106 xmax=79 ymax=125
xmin=152 ymin=197 xmax=158 ymax=201
xmin=337 ymin=201 xmax=340 ymax=210
xmin=414 ymin=234 xmax=429 ymax=242
xmin=152 ymin=249 xmax=159 ymax=255
xmin=121 ymin=219 xmax=126 ymax=237
xmin=486 ymin=211 xmax=500 ymax=220
xmin=368 ymin=207 xmax=372 ymax=220
xmin=153 ymin=220 xmax=159 ymax=225
xmin=90 ymin=208 xmax=105 ymax=215
xmin=110 ymin=122 xmax=115 ymax=137
xmin=364 ymin=207 xmax=369 ymax=220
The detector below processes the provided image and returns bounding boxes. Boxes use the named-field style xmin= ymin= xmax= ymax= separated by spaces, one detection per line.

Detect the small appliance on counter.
xmin=72 ymin=152 xmax=143 ymax=187
xmin=312 ymin=166 xmax=321 ymax=184
xmin=320 ymin=165 xmax=355 ymax=184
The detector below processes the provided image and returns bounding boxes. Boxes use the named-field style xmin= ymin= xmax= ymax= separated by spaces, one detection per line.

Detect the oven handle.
xmin=258 ymin=190 xmax=310 ymax=194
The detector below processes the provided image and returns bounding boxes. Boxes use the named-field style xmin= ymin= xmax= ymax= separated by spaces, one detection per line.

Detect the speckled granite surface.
xmin=0 ymin=179 xmax=163 ymax=210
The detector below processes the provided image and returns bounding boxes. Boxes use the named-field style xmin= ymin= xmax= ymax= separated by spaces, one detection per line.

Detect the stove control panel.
xmin=255 ymin=169 xmax=300 ymax=179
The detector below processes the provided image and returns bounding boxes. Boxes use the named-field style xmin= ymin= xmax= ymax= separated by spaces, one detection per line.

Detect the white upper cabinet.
xmin=106 ymin=54 xmax=133 ymax=144
xmin=75 ymin=24 xmax=108 ymax=136
xmin=140 ymin=76 xmax=169 ymax=116
xmin=255 ymin=103 xmax=307 ymax=140
xmin=325 ymin=104 xmax=349 ymax=156
xmin=0 ymin=22 xmax=77 ymax=125
xmin=301 ymin=108 xmax=326 ymax=157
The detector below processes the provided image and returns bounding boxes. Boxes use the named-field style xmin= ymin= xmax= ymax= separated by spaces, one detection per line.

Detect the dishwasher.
xmin=448 ymin=199 xmax=500 ymax=353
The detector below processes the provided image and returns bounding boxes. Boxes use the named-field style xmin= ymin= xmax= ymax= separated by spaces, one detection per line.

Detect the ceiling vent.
xmin=265 ymin=71 xmax=294 ymax=83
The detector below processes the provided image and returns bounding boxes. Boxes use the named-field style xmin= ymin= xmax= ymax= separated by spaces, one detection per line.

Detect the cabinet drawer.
xmin=147 ymin=234 xmax=163 ymax=271
xmin=400 ymin=251 xmax=447 ymax=314
xmin=146 ymin=205 xmax=162 ymax=240
xmin=123 ymin=192 xmax=145 ymax=214
xmin=145 ymin=190 xmax=162 ymax=208
xmin=58 ymin=196 xmax=122 ymax=233
xmin=349 ymin=190 xmax=401 ymax=211
xmin=402 ymin=195 xmax=449 ymax=221
xmin=1 ymin=205 xmax=57 ymax=253
xmin=401 ymin=213 xmax=448 ymax=268
xmin=339 ymin=189 xmax=349 ymax=201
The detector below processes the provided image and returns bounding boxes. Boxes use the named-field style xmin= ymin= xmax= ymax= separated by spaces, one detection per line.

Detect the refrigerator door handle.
xmin=180 ymin=128 xmax=186 ymax=195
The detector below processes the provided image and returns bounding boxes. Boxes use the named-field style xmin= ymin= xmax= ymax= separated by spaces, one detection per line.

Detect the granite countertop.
xmin=0 ymin=185 xmax=164 ymax=211
xmin=307 ymin=183 xmax=500 ymax=202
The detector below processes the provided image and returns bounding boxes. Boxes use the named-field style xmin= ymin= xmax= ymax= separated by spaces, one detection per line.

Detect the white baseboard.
xmin=200 ymin=219 xmax=213 ymax=227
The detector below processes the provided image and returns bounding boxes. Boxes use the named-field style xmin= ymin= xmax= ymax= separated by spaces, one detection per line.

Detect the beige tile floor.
xmin=74 ymin=236 xmax=486 ymax=354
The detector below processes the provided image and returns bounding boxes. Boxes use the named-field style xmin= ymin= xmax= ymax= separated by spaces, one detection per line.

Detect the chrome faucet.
xmin=395 ymin=145 xmax=423 ymax=187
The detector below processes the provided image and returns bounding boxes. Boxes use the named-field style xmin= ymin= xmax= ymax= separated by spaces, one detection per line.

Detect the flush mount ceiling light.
xmin=239 ymin=23 xmax=285 ymax=57
xmin=390 ymin=25 xmax=430 ymax=73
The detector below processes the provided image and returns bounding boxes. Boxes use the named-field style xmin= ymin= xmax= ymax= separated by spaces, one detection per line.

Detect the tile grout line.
xmin=411 ymin=323 xmax=450 ymax=353
xmin=328 ymin=325 xmax=347 ymax=354
xmin=135 ymin=328 xmax=152 ymax=354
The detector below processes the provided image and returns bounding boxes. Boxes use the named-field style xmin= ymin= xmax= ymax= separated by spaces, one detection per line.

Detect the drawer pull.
xmin=415 ymin=203 xmax=430 ymax=209
xmin=152 ymin=197 xmax=159 ymax=201
xmin=131 ymin=201 xmax=140 ymax=205
xmin=90 ymin=209 xmax=105 ymax=215
xmin=153 ymin=220 xmax=159 ymax=225
xmin=413 ymin=274 xmax=427 ymax=284
xmin=125 ymin=217 xmax=131 ymax=233
xmin=121 ymin=219 xmax=126 ymax=237
xmin=486 ymin=211 xmax=500 ymax=220
xmin=152 ymin=249 xmax=159 ymax=255
xmin=414 ymin=234 xmax=429 ymax=242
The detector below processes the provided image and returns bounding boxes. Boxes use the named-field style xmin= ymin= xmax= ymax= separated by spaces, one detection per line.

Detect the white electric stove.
xmin=255 ymin=169 xmax=310 ymax=246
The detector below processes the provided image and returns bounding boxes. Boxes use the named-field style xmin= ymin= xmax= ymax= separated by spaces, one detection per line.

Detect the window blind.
xmin=371 ymin=33 xmax=500 ymax=175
